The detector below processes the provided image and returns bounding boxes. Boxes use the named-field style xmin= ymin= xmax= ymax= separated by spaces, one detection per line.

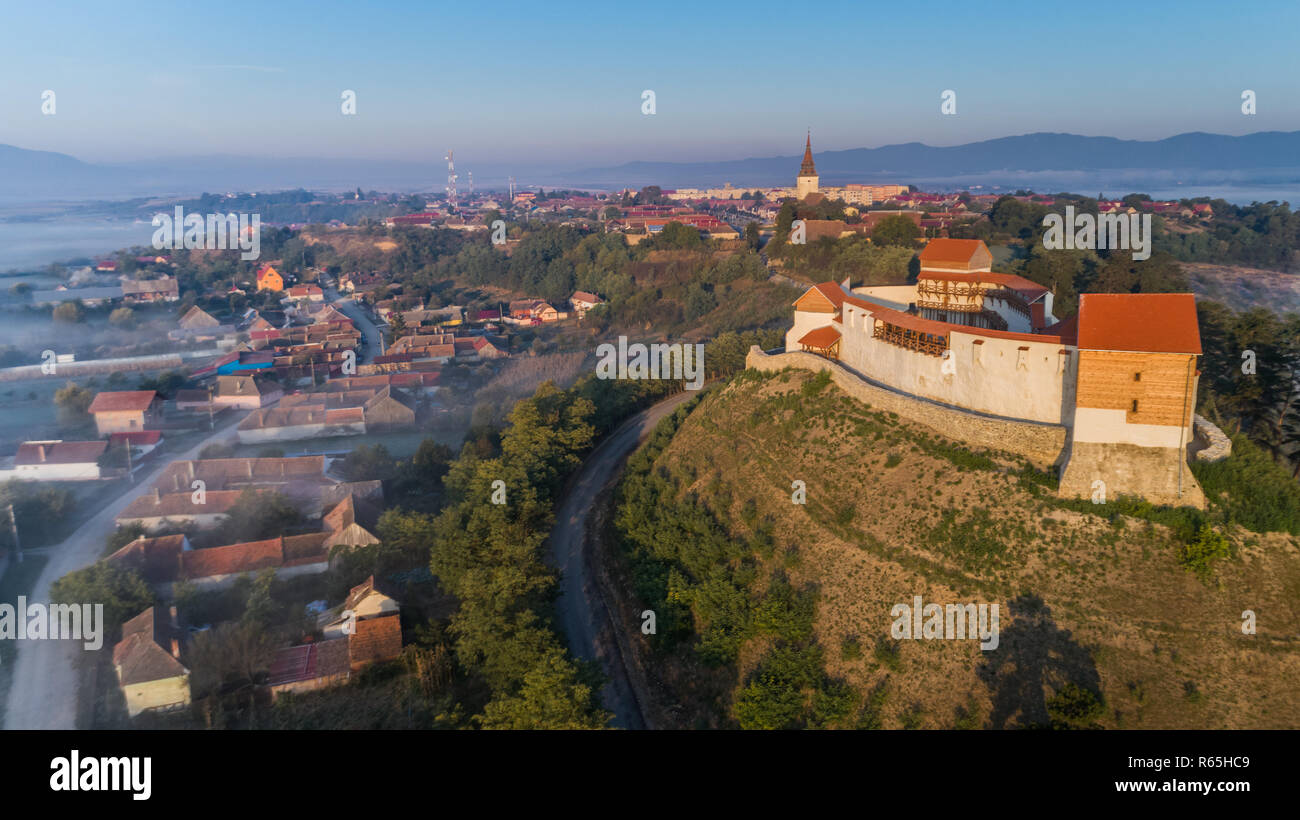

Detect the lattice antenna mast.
xmin=467 ymin=170 xmax=473 ymax=197
xmin=508 ymin=176 xmax=516 ymax=201
xmin=444 ymin=150 xmax=457 ymax=206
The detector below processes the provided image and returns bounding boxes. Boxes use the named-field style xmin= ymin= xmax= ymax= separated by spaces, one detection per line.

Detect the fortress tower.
xmin=796 ymin=131 xmax=819 ymax=200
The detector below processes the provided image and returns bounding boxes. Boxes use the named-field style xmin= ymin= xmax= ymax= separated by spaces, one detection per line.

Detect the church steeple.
xmin=799 ymin=131 xmax=817 ymax=176
xmin=796 ymin=130 xmax=819 ymax=199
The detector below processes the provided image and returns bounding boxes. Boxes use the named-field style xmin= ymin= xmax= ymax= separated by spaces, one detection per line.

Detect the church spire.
xmin=799 ymin=130 xmax=817 ymax=176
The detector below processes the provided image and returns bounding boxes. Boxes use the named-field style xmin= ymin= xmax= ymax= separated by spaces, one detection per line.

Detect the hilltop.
xmin=606 ymin=367 xmax=1300 ymax=729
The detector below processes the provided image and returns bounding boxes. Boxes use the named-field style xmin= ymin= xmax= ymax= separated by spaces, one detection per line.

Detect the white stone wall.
xmin=833 ymin=308 xmax=1074 ymax=425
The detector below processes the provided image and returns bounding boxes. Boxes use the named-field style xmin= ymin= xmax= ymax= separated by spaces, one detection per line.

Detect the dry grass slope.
xmin=632 ymin=368 xmax=1300 ymax=729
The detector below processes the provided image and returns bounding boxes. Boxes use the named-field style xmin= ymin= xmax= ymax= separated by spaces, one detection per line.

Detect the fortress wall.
xmin=1192 ymin=414 xmax=1232 ymax=462
xmin=745 ymin=346 xmax=1067 ymax=469
xmin=1058 ymin=441 xmax=1206 ymax=509
xmin=851 ymin=284 xmax=915 ymax=311
xmin=834 ymin=303 xmax=1073 ymax=425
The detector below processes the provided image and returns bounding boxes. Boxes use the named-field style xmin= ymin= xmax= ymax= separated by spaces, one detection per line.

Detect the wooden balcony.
xmin=873 ymin=321 xmax=948 ymax=357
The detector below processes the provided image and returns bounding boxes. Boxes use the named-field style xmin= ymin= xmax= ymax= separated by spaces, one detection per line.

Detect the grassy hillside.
xmin=609 ymin=368 xmax=1300 ymax=729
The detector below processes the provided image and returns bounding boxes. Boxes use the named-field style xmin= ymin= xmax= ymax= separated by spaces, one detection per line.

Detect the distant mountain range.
xmin=4 ymin=131 xmax=1300 ymax=201
xmin=560 ymin=131 xmax=1300 ymax=191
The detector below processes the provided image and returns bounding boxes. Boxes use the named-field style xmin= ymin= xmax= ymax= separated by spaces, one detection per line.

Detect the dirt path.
xmin=3 ymin=411 xmax=248 ymax=730
xmin=549 ymin=390 xmax=697 ymax=729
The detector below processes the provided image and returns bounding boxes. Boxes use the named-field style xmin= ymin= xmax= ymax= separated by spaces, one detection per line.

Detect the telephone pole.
xmin=7 ymin=504 xmax=21 ymax=563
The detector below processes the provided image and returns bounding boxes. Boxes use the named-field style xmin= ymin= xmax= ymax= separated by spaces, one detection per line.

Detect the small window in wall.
xmin=1134 ymin=372 xmax=1141 ymax=382
xmin=1131 ymin=399 xmax=1139 ymax=412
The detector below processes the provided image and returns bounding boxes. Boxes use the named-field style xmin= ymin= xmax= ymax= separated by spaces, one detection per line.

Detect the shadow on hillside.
xmin=977 ymin=593 xmax=1100 ymax=729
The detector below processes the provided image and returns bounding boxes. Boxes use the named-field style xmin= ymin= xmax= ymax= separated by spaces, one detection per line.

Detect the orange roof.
xmin=794 ymin=282 xmax=848 ymax=312
xmin=180 ymin=537 xmax=283 ymax=580
xmin=919 ymin=238 xmax=988 ymax=265
xmin=1076 ymin=293 xmax=1201 ymax=354
xmin=866 ymin=306 xmax=953 ymax=338
xmin=88 ymin=390 xmax=157 ymax=413
xmin=797 ymin=326 xmax=841 ymax=348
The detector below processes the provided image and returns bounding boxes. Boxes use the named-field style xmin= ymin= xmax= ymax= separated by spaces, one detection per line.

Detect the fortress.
xmin=769 ymin=237 xmax=1214 ymax=507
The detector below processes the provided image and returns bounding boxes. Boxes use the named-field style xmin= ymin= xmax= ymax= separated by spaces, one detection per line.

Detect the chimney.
xmin=170 ymin=638 xmax=181 ymax=659
xmin=37 ymin=444 xmax=46 ymax=462
xmin=169 ymin=605 xmax=179 ymax=627
xmin=187 ymin=461 xmax=195 ymax=480
xmin=152 ymin=487 xmax=161 ymax=503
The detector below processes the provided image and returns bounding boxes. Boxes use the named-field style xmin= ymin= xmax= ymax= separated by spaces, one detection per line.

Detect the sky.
xmin=2 ymin=0 xmax=1299 ymax=170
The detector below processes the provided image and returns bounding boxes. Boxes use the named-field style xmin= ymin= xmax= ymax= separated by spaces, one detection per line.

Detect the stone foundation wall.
xmin=746 ymin=347 xmax=1068 ymax=469
xmin=1192 ymin=414 xmax=1232 ymax=462
xmin=1058 ymin=441 xmax=1206 ymax=509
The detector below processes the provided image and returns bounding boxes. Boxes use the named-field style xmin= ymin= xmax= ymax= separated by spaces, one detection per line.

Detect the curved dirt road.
xmin=550 ymin=390 xmax=697 ymax=729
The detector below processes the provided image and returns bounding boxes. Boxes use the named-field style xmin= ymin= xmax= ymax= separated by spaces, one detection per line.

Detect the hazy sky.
xmin=2 ymin=0 xmax=1298 ymax=168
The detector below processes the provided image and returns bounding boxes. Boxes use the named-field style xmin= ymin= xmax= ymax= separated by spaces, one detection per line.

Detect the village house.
xmin=284 ymin=284 xmax=324 ymax=302
xmin=120 ymin=276 xmax=180 ymax=303
xmin=109 ymin=430 xmax=164 ymax=458
xmin=0 ymin=440 xmax=109 ymax=481
xmin=386 ymin=333 xmax=457 ymax=362
xmin=570 ymin=291 xmax=604 ymax=317
xmin=170 ymin=305 xmax=236 ymax=343
xmin=213 ymin=374 xmax=283 ymax=409
xmin=87 ymin=390 xmax=160 ymax=436
xmin=115 ymin=487 xmax=253 ymax=533
xmin=109 ymin=490 xmax=379 ymax=600
xmin=268 ymin=576 xmax=403 ymax=699
xmin=508 ymin=299 xmax=563 ymax=324
xmin=236 ymin=385 xmax=415 ymax=443
xmin=256 ymin=265 xmax=284 ymax=292
xmin=113 ymin=606 xmax=190 ymax=717
xmin=178 ymin=306 xmax=220 ymax=326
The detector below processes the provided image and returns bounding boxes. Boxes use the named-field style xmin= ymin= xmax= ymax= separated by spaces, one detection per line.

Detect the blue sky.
xmin=2 ymin=0 xmax=1298 ymax=168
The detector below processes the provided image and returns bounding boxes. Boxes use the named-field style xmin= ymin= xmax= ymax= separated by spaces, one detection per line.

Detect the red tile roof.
xmin=1076 ymin=293 xmax=1201 ymax=355
xmin=113 ymin=607 xmax=187 ymax=685
xmin=88 ymin=390 xmax=157 ymax=413
xmin=267 ymin=638 xmax=350 ymax=686
xmin=797 ymin=326 xmax=842 ymax=348
xmin=180 ymin=537 xmax=283 ymax=579
xmin=109 ymin=430 xmax=163 ymax=447
xmin=14 ymin=440 xmax=107 ymax=465
xmin=349 ymin=615 xmax=403 ymax=667
xmin=919 ymin=238 xmax=988 ymax=265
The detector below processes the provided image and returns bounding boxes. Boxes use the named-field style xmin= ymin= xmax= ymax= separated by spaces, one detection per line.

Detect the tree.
xmin=744 ymin=222 xmax=760 ymax=249
xmin=109 ymin=307 xmax=136 ymax=328
xmin=213 ymin=490 xmax=303 ymax=545
xmin=53 ymin=381 xmax=94 ymax=429
xmin=52 ymin=301 xmax=84 ymax=323
xmin=388 ymin=310 xmax=408 ymax=340
xmin=478 ymin=650 xmax=610 ymax=729
xmin=50 ymin=562 xmax=154 ymax=630
xmin=871 ymin=215 xmax=922 ymax=248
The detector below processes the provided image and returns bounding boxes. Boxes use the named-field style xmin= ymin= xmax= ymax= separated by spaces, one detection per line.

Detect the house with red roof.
xmin=0 ymin=440 xmax=109 ymax=481
xmin=113 ymin=606 xmax=189 ymax=717
xmin=88 ymin=390 xmax=160 ymax=436
xmin=268 ymin=575 xmax=403 ymax=699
